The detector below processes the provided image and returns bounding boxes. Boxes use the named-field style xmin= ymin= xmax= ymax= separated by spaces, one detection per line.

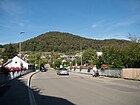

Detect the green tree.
xmin=122 ymin=43 xmax=140 ymax=68
xmin=101 ymin=46 xmax=124 ymax=68
xmin=82 ymin=49 xmax=97 ymax=65
xmin=52 ymin=58 xmax=63 ymax=69
xmin=3 ymin=43 xmax=18 ymax=63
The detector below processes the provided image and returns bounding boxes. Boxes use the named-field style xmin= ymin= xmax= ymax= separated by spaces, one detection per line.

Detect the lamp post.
xmin=80 ymin=43 xmax=83 ymax=66
xmin=19 ymin=32 xmax=25 ymax=56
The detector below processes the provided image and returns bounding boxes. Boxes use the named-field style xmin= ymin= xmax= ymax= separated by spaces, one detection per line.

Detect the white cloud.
xmin=91 ymin=20 xmax=107 ymax=29
xmin=0 ymin=21 xmax=25 ymax=30
xmin=91 ymin=18 xmax=139 ymax=33
xmin=114 ymin=21 xmax=136 ymax=27
xmin=92 ymin=24 xmax=98 ymax=28
xmin=95 ymin=32 xmax=128 ymax=40
xmin=0 ymin=0 xmax=23 ymax=15
xmin=19 ymin=23 xmax=24 ymax=27
xmin=0 ymin=24 xmax=10 ymax=28
xmin=0 ymin=42 xmax=8 ymax=45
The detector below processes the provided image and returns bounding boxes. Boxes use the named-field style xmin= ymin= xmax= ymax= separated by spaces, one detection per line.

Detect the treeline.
xmin=62 ymin=42 xmax=140 ymax=68
xmin=5 ymin=31 xmax=131 ymax=54
xmin=89 ymin=43 xmax=140 ymax=68
xmin=97 ymin=42 xmax=140 ymax=68
xmin=1 ymin=31 xmax=140 ymax=68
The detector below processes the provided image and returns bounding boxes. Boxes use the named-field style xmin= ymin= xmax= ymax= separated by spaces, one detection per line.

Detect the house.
xmin=3 ymin=56 xmax=30 ymax=71
xmin=96 ymin=52 xmax=103 ymax=57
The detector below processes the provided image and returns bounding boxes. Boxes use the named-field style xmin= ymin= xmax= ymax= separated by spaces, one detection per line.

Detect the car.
xmin=40 ymin=66 xmax=47 ymax=72
xmin=57 ymin=68 xmax=69 ymax=75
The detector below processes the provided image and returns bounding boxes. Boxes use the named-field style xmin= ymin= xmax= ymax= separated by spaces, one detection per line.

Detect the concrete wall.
xmin=123 ymin=68 xmax=140 ymax=80
xmin=0 ymin=69 xmax=34 ymax=85
xmin=0 ymin=72 xmax=10 ymax=85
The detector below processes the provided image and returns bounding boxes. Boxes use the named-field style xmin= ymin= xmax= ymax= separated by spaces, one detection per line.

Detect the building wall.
xmin=5 ymin=56 xmax=29 ymax=70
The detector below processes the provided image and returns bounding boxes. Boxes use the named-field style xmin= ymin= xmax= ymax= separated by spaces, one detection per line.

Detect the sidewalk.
xmin=0 ymin=72 xmax=36 ymax=105
xmin=71 ymin=71 xmax=140 ymax=89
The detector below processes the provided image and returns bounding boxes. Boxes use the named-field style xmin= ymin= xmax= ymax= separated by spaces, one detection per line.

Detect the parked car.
xmin=40 ymin=66 xmax=47 ymax=72
xmin=57 ymin=68 xmax=69 ymax=75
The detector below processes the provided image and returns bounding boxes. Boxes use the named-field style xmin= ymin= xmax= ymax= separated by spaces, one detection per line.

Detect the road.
xmin=31 ymin=69 xmax=140 ymax=105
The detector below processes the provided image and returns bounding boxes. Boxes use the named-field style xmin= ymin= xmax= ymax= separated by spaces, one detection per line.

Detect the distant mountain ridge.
xmin=4 ymin=31 xmax=131 ymax=53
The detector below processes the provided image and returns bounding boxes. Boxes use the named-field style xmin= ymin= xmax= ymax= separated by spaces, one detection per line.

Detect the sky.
xmin=0 ymin=0 xmax=140 ymax=44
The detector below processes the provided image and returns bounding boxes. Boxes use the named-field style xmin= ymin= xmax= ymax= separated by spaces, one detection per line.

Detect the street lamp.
xmin=19 ymin=32 xmax=25 ymax=56
xmin=80 ymin=43 xmax=83 ymax=66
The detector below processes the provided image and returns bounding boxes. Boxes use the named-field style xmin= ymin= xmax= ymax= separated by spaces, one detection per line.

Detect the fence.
xmin=71 ymin=69 xmax=93 ymax=74
xmin=99 ymin=69 xmax=122 ymax=77
xmin=71 ymin=68 xmax=140 ymax=80
xmin=71 ymin=68 xmax=122 ymax=77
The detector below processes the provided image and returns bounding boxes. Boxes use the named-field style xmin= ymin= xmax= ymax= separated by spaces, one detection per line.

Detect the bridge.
xmin=0 ymin=68 xmax=140 ymax=105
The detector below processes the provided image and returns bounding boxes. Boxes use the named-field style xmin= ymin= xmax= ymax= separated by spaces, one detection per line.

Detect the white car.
xmin=57 ymin=68 xmax=69 ymax=75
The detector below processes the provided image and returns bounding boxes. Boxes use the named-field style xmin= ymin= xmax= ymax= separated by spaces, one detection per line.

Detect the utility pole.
xmin=80 ymin=43 xmax=83 ymax=66
xmin=19 ymin=32 xmax=25 ymax=56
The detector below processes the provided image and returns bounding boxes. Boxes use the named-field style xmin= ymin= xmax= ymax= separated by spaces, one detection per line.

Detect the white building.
xmin=96 ymin=52 xmax=103 ymax=57
xmin=3 ymin=56 xmax=29 ymax=71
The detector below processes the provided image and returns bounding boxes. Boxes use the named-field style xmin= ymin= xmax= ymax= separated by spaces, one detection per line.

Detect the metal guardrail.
xmin=71 ymin=68 xmax=122 ymax=77
xmin=98 ymin=69 xmax=122 ymax=77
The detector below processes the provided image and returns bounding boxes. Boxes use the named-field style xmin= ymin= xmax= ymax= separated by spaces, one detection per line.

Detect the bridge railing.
xmin=0 ymin=69 xmax=35 ymax=85
xmin=70 ymin=68 xmax=140 ymax=80
xmin=70 ymin=68 xmax=122 ymax=77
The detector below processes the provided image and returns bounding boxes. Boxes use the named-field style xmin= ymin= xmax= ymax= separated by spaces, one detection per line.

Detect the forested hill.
xmin=9 ymin=32 xmax=131 ymax=53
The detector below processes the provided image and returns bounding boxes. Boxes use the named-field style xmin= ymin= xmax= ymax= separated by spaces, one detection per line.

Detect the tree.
xmin=122 ymin=43 xmax=140 ymax=68
xmin=100 ymin=46 xmax=124 ymax=68
xmin=3 ymin=43 xmax=18 ymax=63
xmin=128 ymin=33 xmax=140 ymax=43
xmin=52 ymin=58 xmax=63 ymax=69
xmin=82 ymin=49 xmax=97 ymax=65
xmin=125 ymin=33 xmax=140 ymax=67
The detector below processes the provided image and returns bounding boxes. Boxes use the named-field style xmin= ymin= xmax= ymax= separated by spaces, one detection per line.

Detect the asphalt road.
xmin=31 ymin=69 xmax=140 ymax=105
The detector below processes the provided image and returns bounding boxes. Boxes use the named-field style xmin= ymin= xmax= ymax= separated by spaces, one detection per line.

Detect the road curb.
xmin=27 ymin=71 xmax=40 ymax=105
